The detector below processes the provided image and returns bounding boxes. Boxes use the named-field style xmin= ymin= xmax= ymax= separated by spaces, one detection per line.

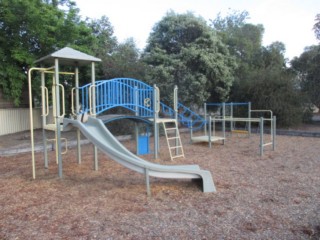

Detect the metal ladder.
xmin=161 ymin=119 xmax=185 ymax=161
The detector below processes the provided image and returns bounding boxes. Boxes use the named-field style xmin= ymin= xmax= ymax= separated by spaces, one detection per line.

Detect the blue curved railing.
xmin=78 ymin=78 xmax=206 ymax=129
xmin=79 ymin=78 xmax=154 ymax=117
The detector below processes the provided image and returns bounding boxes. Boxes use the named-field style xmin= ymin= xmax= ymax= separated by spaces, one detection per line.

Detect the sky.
xmin=74 ymin=0 xmax=320 ymax=60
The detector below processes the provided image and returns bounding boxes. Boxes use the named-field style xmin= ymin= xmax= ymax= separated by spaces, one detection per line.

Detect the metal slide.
xmin=64 ymin=117 xmax=216 ymax=193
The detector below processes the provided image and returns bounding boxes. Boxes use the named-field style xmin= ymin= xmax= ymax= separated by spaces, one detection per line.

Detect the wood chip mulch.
xmin=0 ymin=131 xmax=320 ymax=239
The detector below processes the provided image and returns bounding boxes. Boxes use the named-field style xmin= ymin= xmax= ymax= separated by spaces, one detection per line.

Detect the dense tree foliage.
xmin=142 ymin=11 xmax=236 ymax=106
xmin=314 ymin=13 xmax=320 ymax=41
xmin=291 ymin=45 xmax=320 ymax=109
xmin=101 ymin=38 xmax=147 ymax=80
xmin=1 ymin=2 xmax=318 ymax=127
xmin=211 ymin=11 xmax=306 ymax=126
xmin=0 ymin=0 xmax=94 ymax=105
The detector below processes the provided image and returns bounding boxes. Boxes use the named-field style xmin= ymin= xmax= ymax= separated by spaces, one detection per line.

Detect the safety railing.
xmin=78 ymin=78 xmax=154 ymax=117
xmin=78 ymin=78 xmax=206 ymax=128
xmin=160 ymin=102 xmax=206 ymax=130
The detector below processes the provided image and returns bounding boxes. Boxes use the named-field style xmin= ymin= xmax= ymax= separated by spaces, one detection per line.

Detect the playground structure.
xmin=190 ymin=102 xmax=276 ymax=156
xmin=78 ymin=80 xmax=185 ymax=161
xmin=27 ymin=47 xmax=216 ymax=194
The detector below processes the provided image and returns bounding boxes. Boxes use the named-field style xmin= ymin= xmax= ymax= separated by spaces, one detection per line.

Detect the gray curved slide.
xmin=64 ymin=117 xmax=216 ymax=193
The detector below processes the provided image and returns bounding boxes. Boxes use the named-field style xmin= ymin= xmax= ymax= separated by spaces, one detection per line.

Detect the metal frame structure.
xmin=28 ymin=47 xmax=101 ymax=179
xmin=204 ymin=102 xmax=276 ymax=155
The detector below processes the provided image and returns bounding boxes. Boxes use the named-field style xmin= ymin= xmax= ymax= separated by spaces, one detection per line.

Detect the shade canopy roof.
xmin=35 ymin=47 xmax=101 ymax=66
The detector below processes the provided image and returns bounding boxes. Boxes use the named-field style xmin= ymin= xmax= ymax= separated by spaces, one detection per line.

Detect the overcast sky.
xmin=75 ymin=0 xmax=319 ymax=60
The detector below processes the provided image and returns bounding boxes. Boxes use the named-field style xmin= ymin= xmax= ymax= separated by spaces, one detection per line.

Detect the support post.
xmin=272 ymin=116 xmax=276 ymax=151
xmin=190 ymin=120 xmax=193 ymax=144
xmin=222 ymin=102 xmax=226 ymax=118
xmin=91 ymin=62 xmax=98 ymax=171
xmin=204 ymin=102 xmax=207 ymax=136
xmin=153 ymin=84 xmax=160 ymax=159
xmin=260 ymin=117 xmax=264 ymax=156
xmin=28 ymin=69 xmax=36 ymax=179
xmin=208 ymin=116 xmax=212 ymax=148
xmin=145 ymin=168 xmax=151 ymax=197
xmin=230 ymin=102 xmax=233 ymax=132
xmin=174 ymin=86 xmax=179 ymax=155
xmin=222 ymin=102 xmax=226 ymax=136
xmin=134 ymin=86 xmax=139 ymax=154
xmin=248 ymin=102 xmax=252 ymax=136
xmin=41 ymin=70 xmax=48 ymax=169
xmin=75 ymin=67 xmax=81 ymax=164
xmin=54 ymin=58 xmax=63 ymax=178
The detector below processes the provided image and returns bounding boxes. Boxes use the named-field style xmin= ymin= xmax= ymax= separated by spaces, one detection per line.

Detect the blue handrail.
xmin=78 ymin=78 xmax=154 ymax=117
xmin=78 ymin=78 xmax=206 ymax=130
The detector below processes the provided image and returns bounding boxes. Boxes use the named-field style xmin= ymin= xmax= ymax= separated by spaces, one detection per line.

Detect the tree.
xmin=99 ymin=38 xmax=147 ymax=80
xmin=314 ymin=13 xmax=320 ymax=41
xmin=211 ymin=10 xmax=305 ymax=126
xmin=211 ymin=10 xmax=265 ymax=82
xmin=291 ymin=45 xmax=320 ymax=109
xmin=142 ymin=11 xmax=236 ymax=106
xmin=0 ymin=0 xmax=98 ymax=105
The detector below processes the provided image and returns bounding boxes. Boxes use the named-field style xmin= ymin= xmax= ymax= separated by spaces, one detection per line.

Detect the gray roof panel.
xmin=35 ymin=47 xmax=101 ymax=66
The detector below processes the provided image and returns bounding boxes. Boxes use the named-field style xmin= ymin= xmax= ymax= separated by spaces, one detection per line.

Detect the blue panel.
xmin=138 ymin=135 xmax=149 ymax=155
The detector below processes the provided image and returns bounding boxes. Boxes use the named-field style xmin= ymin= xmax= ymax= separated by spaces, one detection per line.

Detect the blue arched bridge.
xmin=78 ymin=78 xmax=205 ymax=130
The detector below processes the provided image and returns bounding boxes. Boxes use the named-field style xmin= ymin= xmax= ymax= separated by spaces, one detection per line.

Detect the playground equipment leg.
xmin=204 ymin=103 xmax=207 ymax=136
xmin=145 ymin=168 xmax=151 ymax=197
xmin=208 ymin=116 xmax=212 ymax=148
xmin=189 ymin=121 xmax=193 ymax=144
xmin=260 ymin=117 xmax=264 ymax=156
xmin=93 ymin=146 xmax=98 ymax=170
xmin=42 ymin=130 xmax=48 ymax=168
xmin=248 ymin=102 xmax=252 ymax=136
xmin=53 ymin=59 xmax=63 ymax=178
xmin=77 ymin=129 xmax=81 ymax=164
xmin=273 ymin=116 xmax=276 ymax=151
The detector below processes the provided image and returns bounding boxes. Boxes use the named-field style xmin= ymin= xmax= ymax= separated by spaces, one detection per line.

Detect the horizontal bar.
xmin=206 ymin=102 xmax=249 ymax=106
xmin=263 ymin=142 xmax=273 ymax=146
xmin=44 ymin=71 xmax=75 ymax=75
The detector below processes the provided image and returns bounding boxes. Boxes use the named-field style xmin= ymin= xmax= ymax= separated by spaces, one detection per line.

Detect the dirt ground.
xmin=0 ymin=124 xmax=320 ymax=239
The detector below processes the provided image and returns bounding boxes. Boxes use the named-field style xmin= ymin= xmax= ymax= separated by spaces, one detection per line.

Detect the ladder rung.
xmin=171 ymin=154 xmax=185 ymax=159
xmin=165 ymin=128 xmax=177 ymax=131
xmin=167 ymin=137 xmax=179 ymax=140
xmin=170 ymin=146 xmax=182 ymax=149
